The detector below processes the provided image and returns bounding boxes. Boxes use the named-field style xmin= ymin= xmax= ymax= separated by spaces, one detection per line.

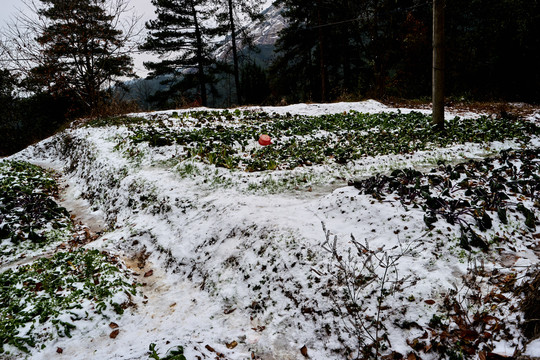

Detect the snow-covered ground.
xmin=4 ymin=100 xmax=540 ymax=359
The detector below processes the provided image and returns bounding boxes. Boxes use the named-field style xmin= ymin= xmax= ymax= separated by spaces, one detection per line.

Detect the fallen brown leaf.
xmin=144 ymin=270 xmax=153 ymax=277
xmin=226 ymin=341 xmax=238 ymax=349
xmin=487 ymin=352 xmax=513 ymax=359
xmin=109 ymin=329 xmax=120 ymax=339
xmin=109 ymin=322 xmax=119 ymax=329
xmin=300 ymin=345 xmax=309 ymax=358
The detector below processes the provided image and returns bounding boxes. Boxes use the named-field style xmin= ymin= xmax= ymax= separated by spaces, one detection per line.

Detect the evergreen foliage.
xmin=271 ymin=0 xmax=431 ymax=103
xmin=0 ymin=69 xmax=16 ymax=101
xmin=0 ymin=68 xmax=70 ymax=156
xmin=445 ymin=0 xmax=540 ymax=102
xmin=212 ymin=0 xmax=264 ymax=105
xmin=240 ymin=61 xmax=270 ymax=105
xmin=141 ymin=0 xmax=218 ymax=107
xmin=271 ymin=0 xmax=540 ymax=103
xmin=29 ymin=0 xmax=134 ymax=112
xmin=0 ymin=69 xmax=17 ymax=121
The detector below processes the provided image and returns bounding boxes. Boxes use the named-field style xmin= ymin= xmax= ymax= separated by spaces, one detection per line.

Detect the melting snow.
xmin=6 ymin=100 xmax=540 ymax=359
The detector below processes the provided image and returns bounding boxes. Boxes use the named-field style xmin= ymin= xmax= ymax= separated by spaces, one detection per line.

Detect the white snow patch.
xmin=6 ymin=100 xmax=539 ymax=359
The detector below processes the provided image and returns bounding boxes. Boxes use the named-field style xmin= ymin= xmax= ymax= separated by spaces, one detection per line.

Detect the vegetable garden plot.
xmin=6 ymin=102 xmax=540 ymax=359
xmin=97 ymin=110 xmax=538 ymax=172
xmin=0 ymin=161 xmax=139 ymax=356
xmin=0 ymin=161 xmax=72 ymax=265
xmin=349 ymin=148 xmax=539 ymax=252
xmin=0 ymin=249 xmax=137 ymax=354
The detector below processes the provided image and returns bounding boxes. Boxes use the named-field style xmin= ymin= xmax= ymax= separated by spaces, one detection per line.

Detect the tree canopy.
xmin=29 ymin=0 xmax=135 ymax=112
xmin=141 ymin=0 xmax=218 ymax=107
xmin=270 ymin=0 xmax=540 ymax=104
xmin=212 ymin=0 xmax=264 ymax=105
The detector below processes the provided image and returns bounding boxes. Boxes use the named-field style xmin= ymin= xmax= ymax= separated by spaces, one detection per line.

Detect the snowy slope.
xmin=5 ymin=101 xmax=540 ymax=359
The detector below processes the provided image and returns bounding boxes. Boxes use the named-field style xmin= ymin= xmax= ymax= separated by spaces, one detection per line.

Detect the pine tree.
xmin=445 ymin=0 xmax=540 ymax=102
xmin=213 ymin=0 xmax=264 ymax=105
xmin=141 ymin=0 xmax=216 ymax=107
xmin=30 ymin=0 xmax=134 ymax=112
xmin=0 ymin=69 xmax=16 ymax=102
xmin=0 ymin=69 xmax=18 ymax=125
xmin=271 ymin=0 xmax=363 ymax=102
xmin=240 ymin=61 xmax=269 ymax=104
xmin=271 ymin=0 xmax=426 ymax=102
xmin=270 ymin=0 xmax=320 ymax=102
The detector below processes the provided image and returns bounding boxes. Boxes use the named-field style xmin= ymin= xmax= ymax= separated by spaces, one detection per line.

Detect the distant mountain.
xmin=119 ymin=3 xmax=285 ymax=108
xmin=215 ymin=4 xmax=285 ymax=65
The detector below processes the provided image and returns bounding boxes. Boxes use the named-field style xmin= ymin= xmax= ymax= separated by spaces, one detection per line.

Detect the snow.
xmin=525 ymin=339 xmax=540 ymax=357
xmin=5 ymin=100 xmax=540 ymax=359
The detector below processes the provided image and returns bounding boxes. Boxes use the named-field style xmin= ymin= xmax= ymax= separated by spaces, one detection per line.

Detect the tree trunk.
xmin=316 ymin=0 xmax=327 ymax=102
xmin=228 ymin=0 xmax=241 ymax=105
xmin=191 ymin=0 xmax=207 ymax=107
xmin=432 ymin=0 xmax=445 ymax=130
xmin=372 ymin=1 xmax=382 ymax=98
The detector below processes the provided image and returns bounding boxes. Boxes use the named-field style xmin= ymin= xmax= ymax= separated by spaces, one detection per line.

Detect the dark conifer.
xmin=141 ymin=0 xmax=216 ymax=107
xmin=213 ymin=0 xmax=264 ymax=105
xmin=31 ymin=0 xmax=134 ymax=112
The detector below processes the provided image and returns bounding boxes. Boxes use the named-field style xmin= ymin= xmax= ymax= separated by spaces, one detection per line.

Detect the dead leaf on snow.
xmin=109 ymin=322 xmax=119 ymax=329
xmin=487 ymin=352 xmax=513 ymax=359
xmin=110 ymin=329 xmax=120 ymax=339
xmin=300 ymin=345 xmax=309 ymax=358
xmin=226 ymin=341 xmax=238 ymax=349
xmin=205 ymin=345 xmax=225 ymax=358
xmin=144 ymin=269 xmax=153 ymax=277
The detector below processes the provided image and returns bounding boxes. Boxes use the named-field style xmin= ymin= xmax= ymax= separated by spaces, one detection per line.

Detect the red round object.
xmin=258 ymin=134 xmax=271 ymax=146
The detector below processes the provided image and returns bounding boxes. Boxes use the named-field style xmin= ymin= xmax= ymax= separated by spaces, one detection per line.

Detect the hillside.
xmin=2 ymin=101 xmax=540 ymax=360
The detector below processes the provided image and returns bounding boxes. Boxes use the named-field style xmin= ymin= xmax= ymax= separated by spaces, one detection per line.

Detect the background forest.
xmin=271 ymin=0 xmax=540 ymax=104
xmin=1 ymin=0 xmax=539 ymax=155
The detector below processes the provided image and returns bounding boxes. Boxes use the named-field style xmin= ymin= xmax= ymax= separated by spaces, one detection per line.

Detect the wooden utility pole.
xmin=432 ymin=0 xmax=445 ymax=130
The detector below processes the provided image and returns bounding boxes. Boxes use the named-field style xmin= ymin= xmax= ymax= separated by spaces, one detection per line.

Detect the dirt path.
xmin=56 ymin=176 xmax=107 ymax=234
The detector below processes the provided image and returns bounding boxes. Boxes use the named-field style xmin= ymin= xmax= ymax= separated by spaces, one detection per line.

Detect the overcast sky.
xmin=0 ymin=0 xmax=155 ymax=25
xmin=1 ymin=0 xmax=274 ymax=76
xmin=0 ymin=0 xmax=22 ymax=26
xmin=0 ymin=0 xmax=156 ymax=76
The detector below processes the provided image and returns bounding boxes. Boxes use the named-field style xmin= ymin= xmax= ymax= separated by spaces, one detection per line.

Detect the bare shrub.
xmin=320 ymin=222 xmax=416 ymax=359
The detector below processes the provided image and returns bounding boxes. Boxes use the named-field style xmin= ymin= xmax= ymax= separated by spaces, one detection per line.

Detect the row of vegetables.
xmin=0 ymin=161 xmax=136 ymax=355
xmin=98 ymin=110 xmax=538 ymax=171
